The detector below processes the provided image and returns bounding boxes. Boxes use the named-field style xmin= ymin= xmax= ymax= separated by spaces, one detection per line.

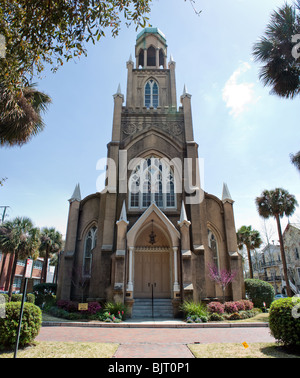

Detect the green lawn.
xmin=188 ymin=342 xmax=300 ymax=358
xmin=0 ymin=341 xmax=119 ymax=358
xmin=1 ymin=340 xmax=299 ymax=358
xmin=226 ymin=312 xmax=269 ymax=323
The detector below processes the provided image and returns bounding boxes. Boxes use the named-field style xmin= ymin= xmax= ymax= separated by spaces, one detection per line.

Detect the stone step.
xmin=132 ymin=299 xmax=173 ymax=318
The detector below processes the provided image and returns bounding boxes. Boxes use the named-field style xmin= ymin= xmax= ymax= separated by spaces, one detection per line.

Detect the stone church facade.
xmin=57 ymin=28 xmax=244 ymax=316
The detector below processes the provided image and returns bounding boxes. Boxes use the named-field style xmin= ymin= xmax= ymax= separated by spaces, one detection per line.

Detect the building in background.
xmin=0 ymin=254 xmax=54 ymax=293
xmin=252 ymin=223 xmax=300 ymax=295
xmin=283 ymin=223 xmax=300 ymax=295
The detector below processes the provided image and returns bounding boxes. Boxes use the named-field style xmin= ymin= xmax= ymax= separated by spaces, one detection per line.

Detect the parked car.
xmin=274 ymin=294 xmax=288 ymax=300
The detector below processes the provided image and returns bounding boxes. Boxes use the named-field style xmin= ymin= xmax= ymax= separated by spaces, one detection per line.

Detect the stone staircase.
xmin=132 ymin=298 xmax=174 ymax=318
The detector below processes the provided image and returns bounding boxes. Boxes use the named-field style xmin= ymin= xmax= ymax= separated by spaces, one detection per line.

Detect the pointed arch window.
xmin=208 ymin=229 xmax=219 ymax=269
xmin=159 ymin=49 xmax=165 ymax=68
xmin=83 ymin=226 xmax=97 ymax=276
xmin=147 ymin=46 xmax=156 ymax=66
xmin=138 ymin=49 xmax=144 ymax=67
xmin=129 ymin=156 xmax=176 ymax=210
xmin=145 ymin=80 xmax=159 ymax=108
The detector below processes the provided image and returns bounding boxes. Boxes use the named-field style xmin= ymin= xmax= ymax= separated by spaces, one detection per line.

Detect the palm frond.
xmin=252 ymin=2 xmax=300 ymax=98
xmin=0 ymin=83 xmax=52 ymax=147
xmin=290 ymin=150 xmax=300 ymax=171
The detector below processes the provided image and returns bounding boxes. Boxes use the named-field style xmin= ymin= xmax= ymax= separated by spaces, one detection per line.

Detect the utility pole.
xmin=0 ymin=206 xmax=9 ymax=223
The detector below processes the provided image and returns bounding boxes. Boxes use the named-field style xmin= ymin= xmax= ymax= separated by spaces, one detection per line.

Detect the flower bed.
xmin=182 ymin=300 xmax=257 ymax=323
xmin=207 ymin=300 xmax=257 ymax=322
xmin=46 ymin=300 xmax=127 ymax=322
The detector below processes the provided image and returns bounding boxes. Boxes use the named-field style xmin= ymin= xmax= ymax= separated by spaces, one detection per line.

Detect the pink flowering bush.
xmin=235 ymin=300 xmax=246 ymax=311
xmin=83 ymin=302 xmax=102 ymax=315
xmin=224 ymin=301 xmax=239 ymax=314
xmin=207 ymin=301 xmax=225 ymax=314
xmin=240 ymin=299 xmax=254 ymax=310
xmin=57 ymin=300 xmax=102 ymax=315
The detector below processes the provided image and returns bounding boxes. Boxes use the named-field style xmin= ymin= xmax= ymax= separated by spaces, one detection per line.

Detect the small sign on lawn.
xmin=78 ymin=303 xmax=88 ymax=311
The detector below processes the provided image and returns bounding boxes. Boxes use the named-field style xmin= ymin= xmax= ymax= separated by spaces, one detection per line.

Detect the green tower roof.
xmin=136 ymin=27 xmax=166 ymax=42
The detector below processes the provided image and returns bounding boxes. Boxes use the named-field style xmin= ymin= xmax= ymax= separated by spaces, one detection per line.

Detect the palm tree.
xmin=0 ymin=217 xmax=40 ymax=298
xmin=0 ymin=83 xmax=51 ymax=147
xmin=39 ymin=227 xmax=63 ymax=283
xmin=255 ymin=188 xmax=298 ymax=297
xmin=237 ymin=225 xmax=262 ymax=279
xmin=290 ymin=150 xmax=300 ymax=172
xmin=252 ymin=1 xmax=300 ymax=99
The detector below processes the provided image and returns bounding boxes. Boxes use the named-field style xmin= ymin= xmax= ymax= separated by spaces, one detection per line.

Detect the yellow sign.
xmin=242 ymin=342 xmax=249 ymax=349
xmin=78 ymin=303 xmax=88 ymax=311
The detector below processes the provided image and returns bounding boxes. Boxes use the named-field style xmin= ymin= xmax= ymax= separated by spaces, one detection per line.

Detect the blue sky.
xmin=0 ymin=0 xmax=299 ymax=246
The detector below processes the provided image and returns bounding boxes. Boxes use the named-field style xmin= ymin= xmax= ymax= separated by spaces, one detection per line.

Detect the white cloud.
xmin=222 ymin=62 xmax=260 ymax=118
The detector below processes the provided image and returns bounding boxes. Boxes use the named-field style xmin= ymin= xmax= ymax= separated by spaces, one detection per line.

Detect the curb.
xmin=42 ymin=321 xmax=269 ymax=329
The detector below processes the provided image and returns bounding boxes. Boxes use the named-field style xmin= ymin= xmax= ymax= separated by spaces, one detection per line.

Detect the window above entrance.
xmin=129 ymin=155 xmax=176 ymax=210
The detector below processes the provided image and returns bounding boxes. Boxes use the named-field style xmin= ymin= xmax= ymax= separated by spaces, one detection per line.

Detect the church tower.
xmin=57 ymin=28 xmax=244 ymax=316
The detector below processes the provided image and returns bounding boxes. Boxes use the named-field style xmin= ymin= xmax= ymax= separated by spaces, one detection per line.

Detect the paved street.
xmin=36 ymin=324 xmax=275 ymax=358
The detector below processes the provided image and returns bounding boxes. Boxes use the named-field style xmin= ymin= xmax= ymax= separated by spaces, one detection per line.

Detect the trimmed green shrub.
xmin=0 ymin=302 xmax=42 ymax=347
xmin=11 ymin=293 xmax=35 ymax=303
xmin=11 ymin=294 xmax=22 ymax=302
xmin=244 ymin=278 xmax=275 ymax=308
xmin=269 ymin=297 xmax=300 ymax=347
xmin=26 ymin=293 xmax=35 ymax=303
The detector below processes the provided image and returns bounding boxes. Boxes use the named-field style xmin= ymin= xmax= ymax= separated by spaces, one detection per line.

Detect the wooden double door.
xmin=134 ymin=251 xmax=171 ymax=298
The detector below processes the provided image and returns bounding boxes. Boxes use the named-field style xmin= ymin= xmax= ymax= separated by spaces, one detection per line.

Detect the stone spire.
xmin=127 ymin=54 xmax=134 ymax=64
xmin=222 ymin=182 xmax=234 ymax=203
xmin=117 ymin=200 xmax=129 ymax=225
xmin=169 ymin=54 xmax=175 ymax=65
xmin=181 ymin=84 xmax=191 ymax=100
xmin=178 ymin=201 xmax=191 ymax=227
xmin=113 ymin=83 xmax=124 ymax=100
xmin=69 ymin=183 xmax=81 ymax=203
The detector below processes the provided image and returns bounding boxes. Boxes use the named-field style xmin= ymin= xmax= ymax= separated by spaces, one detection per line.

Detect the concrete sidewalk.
xmin=42 ymin=317 xmax=269 ymax=328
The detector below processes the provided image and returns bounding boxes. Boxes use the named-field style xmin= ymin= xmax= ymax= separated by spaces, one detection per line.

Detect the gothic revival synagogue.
xmin=57 ymin=28 xmax=244 ymax=317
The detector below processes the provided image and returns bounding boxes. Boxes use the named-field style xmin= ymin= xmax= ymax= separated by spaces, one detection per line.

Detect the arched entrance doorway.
xmin=126 ymin=203 xmax=180 ymax=301
xmin=134 ymin=221 xmax=171 ymax=299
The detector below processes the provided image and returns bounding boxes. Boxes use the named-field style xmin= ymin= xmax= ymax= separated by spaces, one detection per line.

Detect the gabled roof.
xmin=127 ymin=202 xmax=179 ymax=247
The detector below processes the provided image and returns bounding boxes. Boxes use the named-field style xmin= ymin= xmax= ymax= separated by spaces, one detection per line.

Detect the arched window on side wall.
xmin=83 ymin=226 xmax=97 ymax=276
xmin=208 ymin=229 xmax=219 ymax=269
